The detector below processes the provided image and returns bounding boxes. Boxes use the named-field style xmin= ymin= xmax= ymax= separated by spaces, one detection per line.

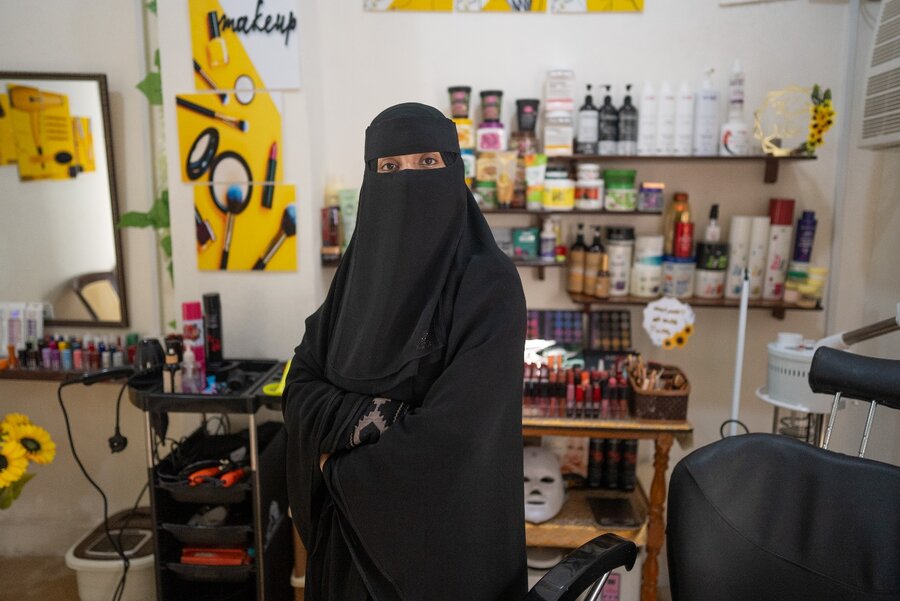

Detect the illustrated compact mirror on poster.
xmin=0 ymin=72 xmax=128 ymax=327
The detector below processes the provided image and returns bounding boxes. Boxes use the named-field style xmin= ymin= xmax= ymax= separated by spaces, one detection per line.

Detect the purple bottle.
xmin=792 ymin=211 xmax=817 ymax=264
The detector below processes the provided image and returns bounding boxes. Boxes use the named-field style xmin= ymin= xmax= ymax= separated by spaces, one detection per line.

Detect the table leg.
xmin=640 ymin=433 xmax=673 ymax=601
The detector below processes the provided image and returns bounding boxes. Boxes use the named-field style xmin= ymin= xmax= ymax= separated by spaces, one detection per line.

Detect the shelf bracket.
xmin=764 ymin=158 xmax=779 ymax=184
xmin=771 ymin=306 xmax=787 ymax=320
xmin=536 ymin=266 xmax=545 ymax=281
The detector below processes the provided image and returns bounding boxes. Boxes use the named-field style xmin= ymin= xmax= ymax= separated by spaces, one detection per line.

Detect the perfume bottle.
xmin=206 ymin=11 xmax=229 ymax=68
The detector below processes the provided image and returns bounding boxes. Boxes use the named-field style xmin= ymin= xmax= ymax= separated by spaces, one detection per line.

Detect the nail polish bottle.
xmin=206 ymin=11 xmax=229 ymax=68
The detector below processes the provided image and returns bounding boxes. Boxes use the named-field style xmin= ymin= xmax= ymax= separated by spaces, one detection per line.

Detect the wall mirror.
xmin=0 ymin=72 xmax=128 ymax=327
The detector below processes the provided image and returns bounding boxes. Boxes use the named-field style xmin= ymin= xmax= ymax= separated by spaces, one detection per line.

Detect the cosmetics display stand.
xmin=128 ymin=359 xmax=292 ymax=601
xmin=522 ymin=416 xmax=693 ymax=601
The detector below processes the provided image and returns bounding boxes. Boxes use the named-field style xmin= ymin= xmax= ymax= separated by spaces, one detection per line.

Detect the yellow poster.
xmin=550 ymin=0 xmax=643 ymax=12
xmin=195 ymin=184 xmax=297 ymax=271
xmin=6 ymin=85 xmax=79 ymax=180
xmin=456 ymin=0 xmax=547 ymax=10
xmin=0 ymin=94 xmax=17 ymax=166
xmin=364 ymin=0 xmax=453 ymax=10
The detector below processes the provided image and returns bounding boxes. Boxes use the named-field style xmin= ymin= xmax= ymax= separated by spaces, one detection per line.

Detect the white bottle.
xmin=720 ymin=59 xmax=750 ymax=156
xmin=181 ymin=343 xmax=201 ymax=393
xmin=693 ymin=69 xmax=720 ymax=156
xmin=673 ymin=81 xmax=695 ymax=156
xmin=636 ymin=81 xmax=657 ymax=156
xmin=540 ymin=219 xmax=556 ymax=261
xmin=656 ymin=81 xmax=676 ymax=156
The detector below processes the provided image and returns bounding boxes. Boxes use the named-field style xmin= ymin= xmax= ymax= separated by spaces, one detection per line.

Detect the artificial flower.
xmin=0 ymin=439 xmax=28 ymax=488
xmin=9 ymin=424 xmax=56 ymax=465
xmin=2 ymin=413 xmax=31 ymax=429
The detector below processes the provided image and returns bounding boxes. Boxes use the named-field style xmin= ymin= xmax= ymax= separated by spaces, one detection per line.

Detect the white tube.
xmin=730 ymin=269 xmax=750 ymax=436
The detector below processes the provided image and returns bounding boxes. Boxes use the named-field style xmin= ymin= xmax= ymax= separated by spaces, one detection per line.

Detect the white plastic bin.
xmin=64 ymin=508 xmax=156 ymax=601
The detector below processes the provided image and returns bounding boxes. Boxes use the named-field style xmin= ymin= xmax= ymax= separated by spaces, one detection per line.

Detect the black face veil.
xmin=326 ymin=103 xmax=466 ymax=394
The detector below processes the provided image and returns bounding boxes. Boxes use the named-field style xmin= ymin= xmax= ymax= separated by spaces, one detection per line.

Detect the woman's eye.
xmin=422 ymin=156 xmax=438 ymax=166
xmin=379 ymin=162 xmax=397 ymax=172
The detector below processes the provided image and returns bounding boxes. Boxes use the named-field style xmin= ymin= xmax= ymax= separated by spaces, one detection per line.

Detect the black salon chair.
xmin=666 ymin=347 xmax=900 ymax=601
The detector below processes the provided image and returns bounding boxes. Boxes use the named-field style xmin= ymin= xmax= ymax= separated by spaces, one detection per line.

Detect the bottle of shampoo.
xmin=790 ymin=210 xmax=817 ymax=272
xmin=656 ymin=81 xmax=676 ymax=156
xmin=617 ymin=84 xmax=638 ymax=156
xmin=663 ymin=192 xmax=691 ymax=256
xmin=637 ymin=81 xmax=657 ymax=156
xmin=584 ymin=225 xmax=605 ymax=295
xmin=598 ymin=85 xmax=619 ymax=156
xmin=576 ymin=84 xmax=599 ymax=155
xmin=673 ymin=81 xmax=695 ymax=156
xmin=720 ymin=59 xmax=749 ymax=156
xmin=762 ymin=198 xmax=795 ymax=300
xmin=693 ymin=69 xmax=720 ymax=156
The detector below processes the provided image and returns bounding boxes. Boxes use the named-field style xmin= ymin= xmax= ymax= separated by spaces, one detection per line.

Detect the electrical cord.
xmin=719 ymin=419 xmax=750 ymax=439
xmin=110 ymin=482 xmax=148 ymax=601
xmin=57 ymin=380 xmax=140 ymax=601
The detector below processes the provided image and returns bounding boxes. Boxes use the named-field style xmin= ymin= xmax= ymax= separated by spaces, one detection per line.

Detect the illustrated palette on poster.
xmin=189 ymin=0 xmax=300 ymax=90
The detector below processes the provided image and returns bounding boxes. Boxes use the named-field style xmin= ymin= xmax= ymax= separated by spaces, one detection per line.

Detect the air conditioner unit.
xmin=861 ymin=0 xmax=900 ymax=148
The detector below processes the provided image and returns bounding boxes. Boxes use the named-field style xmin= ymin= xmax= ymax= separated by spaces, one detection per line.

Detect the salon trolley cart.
xmin=522 ymin=417 xmax=693 ymax=601
xmin=128 ymin=359 xmax=292 ymax=601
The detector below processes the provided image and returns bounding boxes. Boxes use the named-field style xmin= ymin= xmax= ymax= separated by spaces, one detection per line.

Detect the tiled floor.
xmin=0 ymin=556 xmax=79 ymax=601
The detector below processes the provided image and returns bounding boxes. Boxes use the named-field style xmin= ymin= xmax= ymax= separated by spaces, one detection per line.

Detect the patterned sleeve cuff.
xmin=345 ymin=397 xmax=410 ymax=450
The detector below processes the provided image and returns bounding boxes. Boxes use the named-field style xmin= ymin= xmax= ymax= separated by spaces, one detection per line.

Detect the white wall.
xmin=0 ymin=0 xmax=161 ymax=554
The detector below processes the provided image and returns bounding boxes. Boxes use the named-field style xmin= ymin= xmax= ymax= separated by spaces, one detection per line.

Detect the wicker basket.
xmin=629 ymin=364 xmax=690 ymax=420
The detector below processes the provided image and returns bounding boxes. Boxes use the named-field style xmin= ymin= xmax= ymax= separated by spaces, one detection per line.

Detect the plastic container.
xmin=574 ymin=179 xmax=604 ymax=210
xmin=694 ymin=269 xmax=726 ymax=299
xmin=65 ymin=508 xmax=156 ymax=601
xmin=576 ymin=162 xmax=601 ymax=181
xmin=448 ymin=86 xmax=471 ymax=119
xmin=603 ymin=169 xmax=637 ymax=211
xmin=662 ymin=256 xmax=696 ymax=299
xmin=630 ymin=262 xmax=662 ymax=298
xmin=637 ymin=182 xmax=665 ymax=213
xmin=606 ymin=226 xmax=635 ymax=297
xmin=543 ymin=179 xmax=575 ymax=211
xmin=476 ymin=123 xmax=507 ymax=152
xmin=763 ymin=198 xmax=795 ymax=300
xmin=634 ymin=235 xmax=664 ymax=265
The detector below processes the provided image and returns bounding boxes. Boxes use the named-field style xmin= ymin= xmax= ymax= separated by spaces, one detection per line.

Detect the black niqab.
xmin=283 ymin=102 xmax=527 ymax=601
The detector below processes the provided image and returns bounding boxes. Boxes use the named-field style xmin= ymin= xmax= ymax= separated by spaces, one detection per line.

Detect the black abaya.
xmin=283 ymin=103 xmax=527 ymax=601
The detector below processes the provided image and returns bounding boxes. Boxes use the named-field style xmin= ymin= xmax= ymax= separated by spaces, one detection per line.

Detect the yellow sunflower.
xmin=674 ymin=333 xmax=688 ymax=348
xmin=0 ymin=439 xmax=28 ymax=487
xmin=2 ymin=413 xmax=31 ymax=429
xmin=662 ymin=337 xmax=675 ymax=350
xmin=9 ymin=424 xmax=56 ymax=465
xmin=683 ymin=324 xmax=694 ymax=336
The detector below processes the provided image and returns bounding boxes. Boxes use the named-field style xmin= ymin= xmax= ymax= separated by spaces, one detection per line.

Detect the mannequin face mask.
xmin=523 ymin=447 xmax=565 ymax=524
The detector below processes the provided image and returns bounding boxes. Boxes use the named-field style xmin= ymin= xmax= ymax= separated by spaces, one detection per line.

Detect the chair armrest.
xmin=523 ymin=533 xmax=638 ymax=601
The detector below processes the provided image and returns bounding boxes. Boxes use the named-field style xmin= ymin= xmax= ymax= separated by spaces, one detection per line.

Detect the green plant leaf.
xmin=9 ymin=473 xmax=34 ymax=500
xmin=166 ymin=260 xmax=174 ymax=283
xmin=147 ymin=0 xmax=157 ymax=14
xmin=0 ymin=488 xmax=11 ymax=510
xmin=154 ymin=49 xmax=160 ymax=70
xmin=136 ymin=72 xmax=162 ymax=106
xmin=160 ymin=234 xmax=172 ymax=257
xmin=117 ymin=211 xmax=154 ymax=228
xmin=148 ymin=190 xmax=170 ymax=229
xmin=167 ymin=320 xmax=177 ymax=332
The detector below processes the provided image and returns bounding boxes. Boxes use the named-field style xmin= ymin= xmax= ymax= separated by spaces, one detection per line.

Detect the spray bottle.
xmin=693 ymin=69 xmax=720 ymax=156
xmin=637 ymin=81 xmax=657 ymax=156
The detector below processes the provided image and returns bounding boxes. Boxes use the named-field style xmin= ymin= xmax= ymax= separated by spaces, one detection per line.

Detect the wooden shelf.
xmin=0 ymin=368 xmax=117 ymax=383
xmin=543 ymin=154 xmax=816 ymax=184
xmin=482 ymin=208 xmax=662 ymax=216
xmin=526 ymin=486 xmax=649 ymax=549
xmin=568 ymin=292 xmax=823 ymax=320
xmin=523 ymin=416 xmax=694 ymax=449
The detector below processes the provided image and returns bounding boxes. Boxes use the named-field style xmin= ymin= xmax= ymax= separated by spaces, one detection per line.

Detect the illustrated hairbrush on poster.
xmin=179 ymin=0 xmax=299 ymax=272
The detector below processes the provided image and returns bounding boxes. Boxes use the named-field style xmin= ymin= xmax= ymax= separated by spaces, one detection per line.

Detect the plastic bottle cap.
xmin=182 ymin=302 xmax=202 ymax=321
xmin=768 ymin=198 xmax=795 ymax=226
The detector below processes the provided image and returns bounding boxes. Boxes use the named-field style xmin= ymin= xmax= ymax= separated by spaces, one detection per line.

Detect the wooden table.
xmin=523 ymin=417 xmax=694 ymax=601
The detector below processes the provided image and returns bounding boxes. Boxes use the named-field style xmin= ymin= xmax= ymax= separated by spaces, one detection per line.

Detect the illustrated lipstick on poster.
xmin=253 ymin=205 xmax=296 ymax=270
xmin=261 ymin=142 xmax=277 ymax=209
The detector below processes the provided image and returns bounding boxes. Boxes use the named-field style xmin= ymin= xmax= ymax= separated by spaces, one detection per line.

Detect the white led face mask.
xmin=523 ymin=446 xmax=565 ymax=524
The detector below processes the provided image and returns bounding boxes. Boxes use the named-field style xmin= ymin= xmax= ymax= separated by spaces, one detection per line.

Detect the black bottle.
xmin=598 ymin=85 xmax=619 ymax=156
xmin=576 ymin=84 xmax=599 ymax=155
xmin=617 ymin=84 xmax=638 ymax=156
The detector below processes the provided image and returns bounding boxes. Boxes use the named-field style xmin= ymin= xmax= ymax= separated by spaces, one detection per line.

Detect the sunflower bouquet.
xmin=0 ymin=413 xmax=56 ymax=509
xmin=801 ymin=85 xmax=835 ymax=156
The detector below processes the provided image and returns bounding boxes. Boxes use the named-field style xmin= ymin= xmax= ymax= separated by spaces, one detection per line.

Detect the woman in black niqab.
xmin=283 ymin=102 xmax=527 ymax=601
